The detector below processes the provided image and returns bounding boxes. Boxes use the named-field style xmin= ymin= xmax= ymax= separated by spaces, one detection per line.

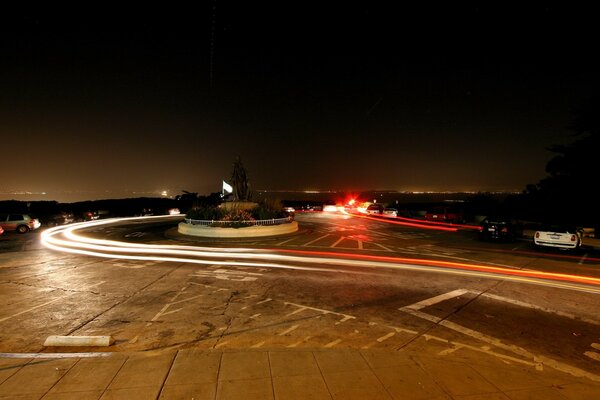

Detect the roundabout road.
xmin=1 ymin=211 xmax=600 ymax=384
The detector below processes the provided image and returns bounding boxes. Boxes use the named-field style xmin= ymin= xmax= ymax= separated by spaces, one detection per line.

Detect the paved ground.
xmin=1 ymin=348 xmax=599 ymax=399
xmin=1 ymin=212 xmax=600 ymax=398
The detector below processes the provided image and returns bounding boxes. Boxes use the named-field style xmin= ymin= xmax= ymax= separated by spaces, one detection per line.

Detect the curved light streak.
xmin=342 ymin=210 xmax=457 ymax=231
xmin=41 ymin=215 xmax=600 ymax=294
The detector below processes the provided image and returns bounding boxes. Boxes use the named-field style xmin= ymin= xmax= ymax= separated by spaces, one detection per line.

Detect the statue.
xmin=230 ymin=156 xmax=251 ymax=201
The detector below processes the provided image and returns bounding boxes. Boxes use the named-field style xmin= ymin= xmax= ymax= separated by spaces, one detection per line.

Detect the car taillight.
xmin=535 ymin=232 xmax=539 ymax=238
xmin=501 ymin=227 xmax=508 ymax=233
xmin=571 ymin=235 xmax=577 ymax=242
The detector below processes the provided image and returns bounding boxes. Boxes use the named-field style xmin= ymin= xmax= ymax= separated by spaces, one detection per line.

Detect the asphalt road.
xmin=1 ymin=211 xmax=600 ymax=383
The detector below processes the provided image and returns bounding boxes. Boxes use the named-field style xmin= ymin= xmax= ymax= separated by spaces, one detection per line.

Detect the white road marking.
xmin=374 ymin=243 xmax=394 ymax=252
xmin=579 ymin=253 xmax=588 ymax=265
xmin=191 ymin=268 xmax=262 ymax=282
xmin=249 ymin=313 xmax=261 ymax=319
xmin=324 ymin=339 xmax=342 ymax=348
xmin=276 ymin=237 xmax=296 ymax=246
xmin=214 ymin=341 xmax=229 ymax=349
xmin=376 ymin=332 xmax=395 ymax=343
xmin=241 ymin=298 xmax=272 ymax=310
xmin=0 ymin=352 xmax=112 ymax=359
xmin=278 ymin=325 xmax=300 ymax=336
xmin=402 ymin=289 xmax=470 ymax=311
xmin=585 ymin=351 xmax=600 ymax=362
xmin=330 ymin=237 xmax=346 ymax=248
xmin=287 ymin=336 xmax=311 ymax=348
xmin=284 ymin=302 xmax=356 ymax=324
xmin=592 ymin=343 xmax=600 ymax=350
xmin=400 ymin=307 xmax=600 ymax=382
xmin=302 ymin=234 xmax=330 ymax=246
xmin=476 ymin=292 xmax=600 ymax=326
xmin=251 ymin=341 xmax=265 ymax=348
xmin=0 ymin=281 xmax=105 ymax=324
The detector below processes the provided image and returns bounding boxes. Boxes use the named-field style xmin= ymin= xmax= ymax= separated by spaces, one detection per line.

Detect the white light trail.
xmin=41 ymin=216 xmax=600 ymax=294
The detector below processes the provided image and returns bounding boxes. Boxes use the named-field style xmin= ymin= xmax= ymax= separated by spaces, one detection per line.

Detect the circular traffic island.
xmin=178 ymin=202 xmax=298 ymax=238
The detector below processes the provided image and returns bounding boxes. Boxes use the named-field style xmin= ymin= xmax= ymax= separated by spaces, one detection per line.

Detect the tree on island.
xmin=230 ymin=156 xmax=252 ymax=201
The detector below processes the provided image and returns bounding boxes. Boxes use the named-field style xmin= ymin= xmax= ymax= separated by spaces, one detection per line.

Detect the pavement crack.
xmin=59 ymin=265 xmax=184 ymax=340
xmin=211 ymin=290 xmax=239 ymax=349
xmin=397 ymin=282 xmax=501 ymax=351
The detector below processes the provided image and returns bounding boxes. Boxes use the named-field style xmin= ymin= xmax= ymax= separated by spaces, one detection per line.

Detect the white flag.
xmin=222 ymin=180 xmax=233 ymax=194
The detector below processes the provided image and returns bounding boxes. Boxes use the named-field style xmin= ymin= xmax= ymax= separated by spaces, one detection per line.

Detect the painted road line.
xmin=579 ymin=253 xmax=589 ymax=265
xmin=592 ymin=343 xmax=600 ymax=350
xmin=276 ymin=237 xmax=296 ymax=246
xmin=278 ymin=325 xmax=300 ymax=336
xmin=400 ymin=307 xmax=600 ymax=383
xmin=0 ymin=352 xmax=113 ymax=359
xmin=0 ymin=281 xmax=106 ymax=324
xmin=287 ymin=336 xmax=311 ymax=348
xmin=251 ymin=341 xmax=266 ymax=348
xmin=374 ymin=243 xmax=394 ymax=252
xmin=376 ymin=332 xmax=396 ymax=343
xmin=476 ymin=291 xmax=600 ymax=326
xmin=302 ymin=234 xmax=330 ymax=246
xmin=585 ymin=351 xmax=600 ymax=362
xmin=402 ymin=289 xmax=470 ymax=311
xmin=324 ymin=339 xmax=342 ymax=348
xmin=249 ymin=313 xmax=261 ymax=319
xmin=330 ymin=237 xmax=346 ymax=248
xmin=241 ymin=298 xmax=272 ymax=310
xmin=284 ymin=302 xmax=356 ymax=323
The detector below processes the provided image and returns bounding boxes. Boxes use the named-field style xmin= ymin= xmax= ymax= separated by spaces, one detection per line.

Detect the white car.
xmin=383 ymin=208 xmax=398 ymax=218
xmin=534 ymin=225 xmax=582 ymax=250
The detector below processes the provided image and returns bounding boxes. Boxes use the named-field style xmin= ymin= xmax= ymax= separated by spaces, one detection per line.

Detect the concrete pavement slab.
xmin=414 ymin=357 xmax=501 ymax=397
xmin=100 ymin=386 xmax=161 ymax=399
xmin=218 ymin=352 xmax=270 ymax=381
xmin=320 ymin=370 xmax=392 ymax=400
xmin=269 ymin=351 xmax=321 ymax=377
xmin=162 ymin=350 xmax=220 ymax=385
xmin=0 ymin=358 xmax=77 ymax=396
xmin=0 ymin=358 xmax=31 ymax=385
xmin=105 ymin=352 xmax=175 ymax=390
xmin=503 ymin=387 xmax=568 ymax=400
xmin=272 ymin=374 xmax=332 ymax=400
xmin=313 ymin=350 xmax=371 ymax=374
xmin=454 ymin=393 xmax=512 ymax=399
xmin=43 ymin=390 xmax=104 ymax=400
xmin=371 ymin=364 xmax=450 ymax=400
xmin=551 ymin=382 xmax=600 ymax=399
xmin=45 ymin=355 xmax=127 ymax=394
xmin=0 ymin=394 xmax=41 ymax=400
xmin=216 ymin=377 xmax=273 ymax=400
xmin=158 ymin=382 xmax=216 ymax=400
xmin=468 ymin=362 xmax=547 ymax=392
xmin=360 ymin=350 xmax=415 ymax=370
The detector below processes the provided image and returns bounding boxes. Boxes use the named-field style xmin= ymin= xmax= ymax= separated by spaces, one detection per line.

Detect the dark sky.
xmin=1 ymin=5 xmax=598 ymax=201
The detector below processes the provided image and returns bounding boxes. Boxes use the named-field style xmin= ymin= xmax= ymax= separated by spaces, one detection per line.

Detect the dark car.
xmin=479 ymin=216 xmax=520 ymax=241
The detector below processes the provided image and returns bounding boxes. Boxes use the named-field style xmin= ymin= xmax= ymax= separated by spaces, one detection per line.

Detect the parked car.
xmin=479 ymin=216 xmax=520 ymax=241
xmin=0 ymin=225 xmax=4 ymax=235
xmin=534 ymin=225 xmax=582 ymax=250
xmin=366 ymin=204 xmax=384 ymax=215
xmin=0 ymin=214 xmax=41 ymax=233
xmin=424 ymin=206 xmax=463 ymax=223
xmin=44 ymin=212 xmax=75 ymax=227
xmin=383 ymin=208 xmax=398 ymax=217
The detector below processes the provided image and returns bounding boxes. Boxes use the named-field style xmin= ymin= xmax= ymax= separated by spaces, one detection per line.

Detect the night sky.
xmin=1 ymin=5 xmax=598 ymax=202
